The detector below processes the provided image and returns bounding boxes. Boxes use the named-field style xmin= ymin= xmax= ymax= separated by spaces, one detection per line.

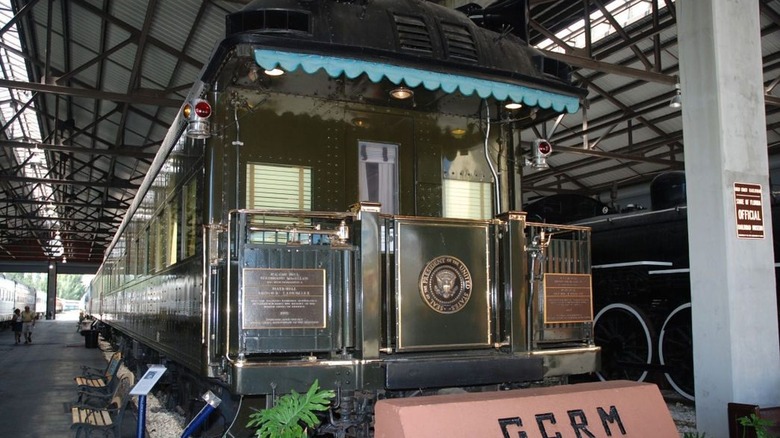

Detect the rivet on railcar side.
xmin=87 ymin=0 xmax=599 ymax=435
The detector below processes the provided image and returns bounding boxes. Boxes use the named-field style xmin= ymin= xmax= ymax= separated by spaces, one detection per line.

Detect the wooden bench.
xmin=79 ymin=351 xmax=121 ymax=379
xmin=75 ymin=352 xmax=122 ymax=390
xmin=71 ymin=375 xmax=133 ymax=437
xmin=728 ymin=402 xmax=780 ymax=438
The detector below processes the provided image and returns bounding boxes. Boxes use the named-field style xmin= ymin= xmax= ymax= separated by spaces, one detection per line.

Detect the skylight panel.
xmin=535 ymin=0 xmax=664 ymax=53
xmin=1 ymin=1 xmax=62 ymax=257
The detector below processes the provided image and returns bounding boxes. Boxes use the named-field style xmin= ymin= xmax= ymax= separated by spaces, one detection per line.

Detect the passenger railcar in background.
xmin=0 ymin=275 xmax=38 ymax=328
xmin=35 ymin=290 xmax=46 ymax=318
xmin=90 ymin=0 xmax=599 ymax=435
xmin=526 ymin=171 xmax=780 ymax=401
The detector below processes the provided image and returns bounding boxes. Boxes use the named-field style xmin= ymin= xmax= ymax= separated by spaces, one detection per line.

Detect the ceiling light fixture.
xmin=669 ymin=82 xmax=682 ymax=108
xmin=389 ymin=86 xmax=414 ymax=100
xmin=505 ymin=102 xmax=522 ymax=110
xmin=264 ymin=67 xmax=285 ymax=77
xmin=451 ymin=128 xmax=467 ymax=138
xmin=352 ymin=117 xmax=369 ymax=128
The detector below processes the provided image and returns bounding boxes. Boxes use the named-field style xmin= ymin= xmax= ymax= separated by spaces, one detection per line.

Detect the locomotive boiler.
xmin=90 ymin=0 xmax=599 ymax=435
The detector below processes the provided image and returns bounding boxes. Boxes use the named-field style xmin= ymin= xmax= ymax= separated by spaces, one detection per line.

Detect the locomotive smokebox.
xmin=650 ymin=171 xmax=686 ymax=210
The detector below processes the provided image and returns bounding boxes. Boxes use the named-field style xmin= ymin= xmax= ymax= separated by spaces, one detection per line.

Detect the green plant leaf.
xmin=738 ymin=414 xmax=778 ymax=438
xmin=247 ymin=379 xmax=336 ymax=438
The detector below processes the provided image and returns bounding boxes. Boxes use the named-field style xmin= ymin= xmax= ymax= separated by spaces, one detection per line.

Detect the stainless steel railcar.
xmin=0 ymin=275 xmax=38 ymax=328
xmin=91 ymin=0 xmax=599 ymax=435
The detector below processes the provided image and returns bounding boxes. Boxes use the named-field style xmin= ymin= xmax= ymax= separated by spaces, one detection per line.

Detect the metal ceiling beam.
xmin=0 ymin=260 xmax=98 ymax=274
xmin=0 ymin=226 xmax=113 ymax=235
xmin=0 ymin=248 xmax=102 ymax=257
xmin=0 ymin=0 xmax=41 ymax=37
xmin=594 ymin=0 xmax=653 ymax=70
xmin=552 ymin=144 xmax=685 ymax=168
xmin=1 ymin=197 xmax=124 ymax=209
xmin=764 ymin=95 xmax=780 ymax=106
xmin=0 ymin=79 xmax=181 ymax=107
xmin=525 ymin=131 xmax=686 ymax=186
xmin=70 ymin=0 xmax=204 ymax=70
xmin=553 ymin=97 xmax=672 ymax=144
xmin=55 ymin=38 xmax=135 ymax=85
xmin=0 ymin=235 xmax=108 ymax=245
xmin=541 ymin=50 xmax=677 ymax=85
xmin=0 ymin=214 xmax=119 ymax=224
xmin=579 ymin=74 xmax=682 ymax=147
xmin=0 ymin=139 xmax=157 ymax=159
xmin=0 ymin=174 xmax=139 ymax=189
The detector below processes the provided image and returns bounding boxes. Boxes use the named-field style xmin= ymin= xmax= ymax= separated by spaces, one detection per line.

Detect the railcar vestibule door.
xmin=358 ymin=141 xmax=398 ymax=214
xmin=345 ymin=111 xmax=415 ymax=215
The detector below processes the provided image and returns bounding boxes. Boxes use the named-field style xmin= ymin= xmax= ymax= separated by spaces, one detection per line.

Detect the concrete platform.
xmin=0 ymin=315 xmax=138 ymax=437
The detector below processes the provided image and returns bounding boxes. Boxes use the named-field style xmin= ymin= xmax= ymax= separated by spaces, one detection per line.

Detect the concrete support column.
xmin=678 ymin=0 xmax=780 ymax=434
xmin=47 ymin=262 xmax=57 ymax=320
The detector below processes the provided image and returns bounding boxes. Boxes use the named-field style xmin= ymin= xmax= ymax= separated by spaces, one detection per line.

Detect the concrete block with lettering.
xmin=374 ymin=380 xmax=677 ymax=437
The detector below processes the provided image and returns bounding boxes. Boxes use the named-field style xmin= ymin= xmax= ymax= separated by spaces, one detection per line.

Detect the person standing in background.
xmin=21 ymin=305 xmax=35 ymax=344
xmin=11 ymin=308 xmax=22 ymax=344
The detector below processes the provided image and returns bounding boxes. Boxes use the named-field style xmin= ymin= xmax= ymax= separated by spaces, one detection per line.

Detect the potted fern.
xmin=247 ymin=380 xmax=335 ymax=438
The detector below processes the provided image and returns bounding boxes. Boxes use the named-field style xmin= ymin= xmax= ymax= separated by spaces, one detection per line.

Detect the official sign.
xmin=734 ymin=182 xmax=765 ymax=239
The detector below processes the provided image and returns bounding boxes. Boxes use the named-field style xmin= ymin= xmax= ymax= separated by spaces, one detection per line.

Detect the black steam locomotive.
xmin=90 ymin=0 xmax=599 ymax=435
xmin=526 ymin=171 xmax=780 ymax=402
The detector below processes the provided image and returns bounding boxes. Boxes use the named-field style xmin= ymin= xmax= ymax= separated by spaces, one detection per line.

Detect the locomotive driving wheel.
xmin=659 ymin=302 xmax=694 ymax=401
xmin=594 ymin=303 xmax=653 ymax=382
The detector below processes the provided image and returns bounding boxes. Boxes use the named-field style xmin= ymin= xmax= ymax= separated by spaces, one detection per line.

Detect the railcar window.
xmin=166 ymin=198 xmax=179 ymax=266
xmin=155 ymin=212 xmax=165 ymax=271
xmin=358 ymin=142 xmax=398 ymax=214
xmin=148 ymin=218 xmax=157 ymax=272
xmin=442 ymin=179 xmax=492 ymax=219
xmin=141 ymin=225 xmax=151 ymax=275
xmin=246 ymin=163 xmax=312 ymax=243
xmin=129 ymin=237 xmax=138 ymax=277
xmin=183 ymin=179 xmax=198 ymax=258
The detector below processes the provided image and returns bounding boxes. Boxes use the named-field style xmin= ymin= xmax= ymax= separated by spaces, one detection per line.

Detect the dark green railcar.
xmin=91 ymin=0 xmax=599 ymax=435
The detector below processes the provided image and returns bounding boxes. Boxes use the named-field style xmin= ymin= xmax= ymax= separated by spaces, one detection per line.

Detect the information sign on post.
xmin=130 ymin=364 xmax=167 ymax=395
xmin=734 ymin=182 xmax=765 ymax=239
xmin=130 ymin=364 xmax=167 ymax=438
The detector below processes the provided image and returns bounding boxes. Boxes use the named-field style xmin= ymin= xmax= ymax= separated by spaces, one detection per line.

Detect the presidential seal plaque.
xmin=419 ymin=256 xmax=473 ymax=314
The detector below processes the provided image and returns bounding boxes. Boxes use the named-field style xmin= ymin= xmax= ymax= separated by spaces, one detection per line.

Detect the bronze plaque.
xmin=242 ymin=268 xmax=326 ymax=329
xmin=543 ymin=273 xmax=593 ymax=323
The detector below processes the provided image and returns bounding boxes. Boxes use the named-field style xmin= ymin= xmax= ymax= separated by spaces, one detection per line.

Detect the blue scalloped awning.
xmin=254 ymin=49 xmax=580 ymax=113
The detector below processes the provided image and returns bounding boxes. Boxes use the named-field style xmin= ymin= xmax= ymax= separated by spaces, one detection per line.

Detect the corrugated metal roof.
xmin=0 ymin=0 xmax=777 ymax=264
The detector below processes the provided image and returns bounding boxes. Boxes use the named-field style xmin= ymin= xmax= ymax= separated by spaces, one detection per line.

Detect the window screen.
xmin=246 ymin=163 xmax=312 ymax=243
xmin=246 ymin=163 xmax=311 ymax=210
xmin=442 ymin=179 xmax=492 ymax=219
